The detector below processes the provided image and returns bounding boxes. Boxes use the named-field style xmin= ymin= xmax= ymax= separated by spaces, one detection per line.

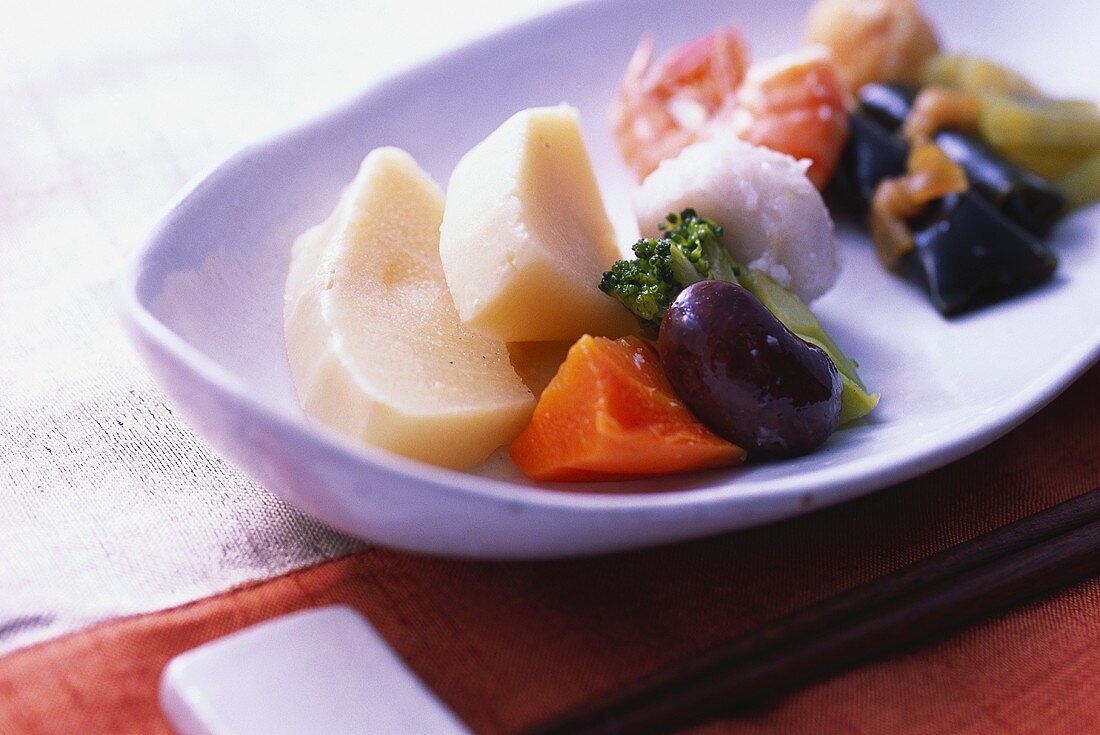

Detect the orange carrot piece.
xmin=509 ymin=335 xmax=746 ymax=482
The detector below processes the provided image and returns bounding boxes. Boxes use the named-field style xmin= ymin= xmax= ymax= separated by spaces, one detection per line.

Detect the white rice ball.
xmin=635 ymin=136 xmax=841 ymax=303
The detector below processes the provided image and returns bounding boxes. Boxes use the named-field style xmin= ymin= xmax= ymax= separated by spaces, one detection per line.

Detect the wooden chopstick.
xmin=521 ymin=487 xmax=1100 ymax=735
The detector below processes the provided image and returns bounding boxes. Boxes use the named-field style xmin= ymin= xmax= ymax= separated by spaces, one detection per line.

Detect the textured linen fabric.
xmin=0 ymin=0 xmax=562 ymax=654
xmin=3 ymin=1 xmax=1099 ymax=731
xmin=0 ymin=366 xmax=1097 ymax=734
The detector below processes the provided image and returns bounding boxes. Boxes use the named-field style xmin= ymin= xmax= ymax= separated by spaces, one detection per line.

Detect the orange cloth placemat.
xmin=1 ymin=365 xmax=1098 ymax=735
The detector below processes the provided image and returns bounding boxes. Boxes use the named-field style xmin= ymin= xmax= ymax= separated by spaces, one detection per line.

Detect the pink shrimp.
xmin=612 ymin=27 xmax=751 ymax=180
xmin=724 ymin=47 xmax=850 ymax=189
xmin=613 ymin=31 xmax=850 ymax=190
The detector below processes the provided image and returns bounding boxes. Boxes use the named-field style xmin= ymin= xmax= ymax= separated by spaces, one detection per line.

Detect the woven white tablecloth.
xmin=0 ymin=0 xmax=563 ymax=655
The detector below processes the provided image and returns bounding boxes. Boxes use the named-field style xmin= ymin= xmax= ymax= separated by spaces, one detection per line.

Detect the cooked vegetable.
xmin=660 ymin=281 xmax=842 ymax=458
xmin=935 ymin=130 xmax=1067 ymax=237
xmin=736 ymin=269 xmax=879 ymax=424
xmin=660 ymin=208 xmax=742 ymax=284
xmin=912 ymin=58 xmax=1100 ymax=184
xmin=508 ymin=336 xmax=746 ymax=482
xmin=507 ymin=341 xmax=575 ymax=397
xmin=835 ymin=370 xmax=883 ymax=425
xmin=979 ymin=94 xmax=1100 ymax=152
xmin=806 ymin=0 xmax=940 ymax=91
xmin=923 ymin=54 xmax=1040 ymax=96
xmin=998 ymin=146 xmax=1088 ymax=181
xmin=602 ymin=209 xmax=874 ymax=424
xmin=600 ymin=210 xmax=733 ymax=337
xmin=283 ymin=147 xmax=536 ymax=470
xmin=599 ymin=237 xmax=682 ymax=337
xmin=439 ymin=105 xmax=636 ymax=342
xmin=977 ymin=93 xmax=1100 ymax=189
xmin=1059 ymin=150 xmax=1100 ymax=209
xmin=907 ymin=192 xmax=1058 ymax=315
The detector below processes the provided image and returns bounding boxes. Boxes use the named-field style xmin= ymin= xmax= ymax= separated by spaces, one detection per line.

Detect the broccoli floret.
xmin=598 ymin=238 xmax=678 ymax=338
xmin=599 ymin=209 xmax=742 ymax=336
xmin=660 ymin=209 xmax=741 ymax=284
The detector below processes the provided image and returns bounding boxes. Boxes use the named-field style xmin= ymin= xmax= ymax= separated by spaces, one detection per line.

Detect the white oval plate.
xmin=119 ymin=0 xmax=1100 ymax=559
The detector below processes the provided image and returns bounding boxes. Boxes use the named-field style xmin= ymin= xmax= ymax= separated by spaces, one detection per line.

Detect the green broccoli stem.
xmin=700 ymin=233 xmax=742 ymax=283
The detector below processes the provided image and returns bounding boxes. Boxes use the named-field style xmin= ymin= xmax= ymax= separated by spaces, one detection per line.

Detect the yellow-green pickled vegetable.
xmin=980 ymin=93 xmax=1100 ymax=152
xmin=1059 ymin=150 xmax=1100 ymax=209
xmin=738 ymin=269 xmax=879 ymax=424
xmin=924 ymin=54 xmax=1039 ymax=96
xmin=1000 ymin=145 xmax=1094 ymax=180
xmin=836 ymin=373 xmax=882 ymax=425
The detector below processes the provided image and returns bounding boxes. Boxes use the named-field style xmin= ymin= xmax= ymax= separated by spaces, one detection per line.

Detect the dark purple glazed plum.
xmin=658 ymin=280 xmax=842 ymax=459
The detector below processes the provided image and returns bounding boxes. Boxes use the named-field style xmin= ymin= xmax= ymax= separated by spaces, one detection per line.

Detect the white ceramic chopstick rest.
xmin=159 ymin=605 xmax=472 ymax=735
